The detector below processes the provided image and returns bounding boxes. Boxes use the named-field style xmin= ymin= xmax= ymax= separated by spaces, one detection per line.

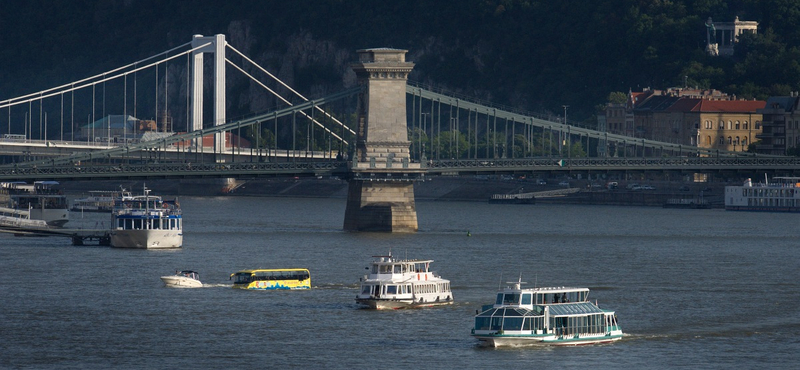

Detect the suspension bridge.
xmin=2 ymin=34 xmax=800 ymax=230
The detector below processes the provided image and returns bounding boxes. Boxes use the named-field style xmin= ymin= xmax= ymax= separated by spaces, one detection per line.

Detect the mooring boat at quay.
xmin=72 ymin=189 xmax=132 ymax=213
xmin=355 ymin=253 xmax=453 ymax=309
xmin=471 ymin=280 xmax=622 ymax=347
xmin=725 ymin=177 xmax=800 ymax=212
xmin=160 ymin=270 xmax=203 ymax=288
xmin=110 ymin=186 xmax=182 ymax=249
xmin=2 ymin=181 xmax=69 ymax=227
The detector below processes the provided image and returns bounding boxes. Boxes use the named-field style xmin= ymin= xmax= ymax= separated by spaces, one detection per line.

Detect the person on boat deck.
xmin=561 ymin=293 xmax=568 ymax=303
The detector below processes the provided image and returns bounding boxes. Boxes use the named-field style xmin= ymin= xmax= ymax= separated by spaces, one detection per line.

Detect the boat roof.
xmin=478 ymin=302 xmax=605 ymax=316
xmin=500 ymin=284 xmax=589 ymax=294
xmin=370 ymin=255 xmax=433 ymax=264
xmin=233 ymin=268 xmax=310 ymax=273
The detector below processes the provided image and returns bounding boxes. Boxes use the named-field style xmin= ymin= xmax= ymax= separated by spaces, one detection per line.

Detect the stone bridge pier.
xmin=343 ymin=48 xmax=425 ymax=232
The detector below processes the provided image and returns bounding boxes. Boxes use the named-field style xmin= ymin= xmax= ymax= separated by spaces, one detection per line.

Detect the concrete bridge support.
xmin=343 ymin=48 xmax=424 ymax=232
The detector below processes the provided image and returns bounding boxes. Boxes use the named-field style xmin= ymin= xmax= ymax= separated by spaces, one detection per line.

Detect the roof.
xmin=691 ymin=99 xmax=765 ymax=113
xmin=85 ymin=115 xmax=138 ymax=129
xmin=547 ymin=302 xmax=605 ymax=316
xmin=665 ymin=98 xmax=702 ymax=112
xmin=634 ymin=95 xmax=681 ymax=112
xmin=762 ymin=96 xmax=798 ymax=112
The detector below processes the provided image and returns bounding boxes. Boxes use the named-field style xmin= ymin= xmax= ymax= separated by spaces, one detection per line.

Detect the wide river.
xmin=1 ymin=196 xmax=798 ymax=369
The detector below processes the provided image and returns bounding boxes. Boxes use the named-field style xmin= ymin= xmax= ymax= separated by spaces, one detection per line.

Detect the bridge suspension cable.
xmin=407 ymin=84 xmax=762 ymax=159
xmin=226 ymin=45 xmax=355 ymax=136
xmin=1 ymin=85 xmax=363 ymax=169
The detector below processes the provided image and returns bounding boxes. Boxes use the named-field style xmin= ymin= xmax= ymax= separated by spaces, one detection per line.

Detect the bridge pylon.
xmin=190 ymin=34 xmax=226 ymax=158
xmin=343 ymin=48 xmax=425 ymax=232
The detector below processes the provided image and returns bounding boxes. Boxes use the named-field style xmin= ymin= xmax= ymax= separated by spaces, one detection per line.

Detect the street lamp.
xmin=421 ymin=113 xmax=429 ymax=161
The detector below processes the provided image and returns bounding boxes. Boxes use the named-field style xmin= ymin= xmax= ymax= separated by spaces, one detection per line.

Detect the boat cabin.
xmin=369 ymin=256 xmax=432 ymax=275
xmin=495 ymin=286 xmax=590 ymax=307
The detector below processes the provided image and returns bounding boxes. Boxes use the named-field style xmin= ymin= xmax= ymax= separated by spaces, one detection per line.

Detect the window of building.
xmin=728 ymin=121 xmax=733 ymax=130
xmin=756 ymin=121 xmax=761 ymax=129
xmin=735 ymin=136 xmax=740 ymax=144
xmin=706 ymin=136 xmax=711 ymax=145
xmin=727 ymin=136 xmax=732 ymax=144
xmin=735 ymin=121 xmax=740 ymax=129
xmin=742 ymin=137 xmax=748 ymax=146
xmin=719 ymin=120 xmax=724 ymax=129
xmin=719 ymin=137 xmax=725 ymax=144
xmin=744 ymin=121 xmax=748 ymax=130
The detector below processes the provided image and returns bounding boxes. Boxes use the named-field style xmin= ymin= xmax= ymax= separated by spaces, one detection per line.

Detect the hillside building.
xmin=756 ymin=95 xmax=800 ymax=155
xmin=600 ymin=88 xmax=765 ymax=153
xmin=705 ymin=16 xmax=758 ymax=57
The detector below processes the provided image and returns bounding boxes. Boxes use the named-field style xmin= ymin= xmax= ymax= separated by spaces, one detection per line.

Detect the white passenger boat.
xmin=472 ymin=280 xmax=623 ymax=347
xmin=355 ymin=253 xmax=453 ymax=309
xmin=160 ymin=270 xmax=202 ymax=288
xmin=2 ymin=181 xmax=69 ymax=226
xmin=0 ymin=206 xmax=52 ymax=232
xmin=110 ymin=186 xmax=182 ymax=249
xmin=71 ymin=189 xmax=131 ymax=213
xmin=725 ymin=177 xmax=800 ymax=212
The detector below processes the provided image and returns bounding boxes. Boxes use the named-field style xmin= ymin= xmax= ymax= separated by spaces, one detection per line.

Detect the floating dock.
xmin=0 ymin=226 xmax=111 ymax=246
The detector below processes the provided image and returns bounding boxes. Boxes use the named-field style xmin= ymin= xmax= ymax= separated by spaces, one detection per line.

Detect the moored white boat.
xmin=472 ymin=279 xmax=622 ymax=347
xmin=0 ymin=206 xmax=52 ymax=232
xmin=2 ymin=181 xmax=69 ymax=226
xmin=355 ymin=253 xmax=453 ymax=309
xmin=160 ymin=270 xmax=202 ymax=288
xmin=71 ymin=189 xmax=132 ymax=213
xmin=110 ymin=186 xmax=182 ymax=249
xmin=725 ymin=176 xmax=800 ymax=212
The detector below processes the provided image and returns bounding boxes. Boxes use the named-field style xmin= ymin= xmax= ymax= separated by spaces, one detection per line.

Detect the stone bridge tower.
xmin=343 ymin=48 xmax=425 ymax=232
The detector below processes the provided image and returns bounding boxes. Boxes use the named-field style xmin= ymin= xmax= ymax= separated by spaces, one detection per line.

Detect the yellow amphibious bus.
xmin=230 ymin=269 xmax=311 ymax=290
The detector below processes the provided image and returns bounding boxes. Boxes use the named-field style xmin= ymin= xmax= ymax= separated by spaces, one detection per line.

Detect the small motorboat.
xmin=160 ymin=270 xmax=203 ymax=288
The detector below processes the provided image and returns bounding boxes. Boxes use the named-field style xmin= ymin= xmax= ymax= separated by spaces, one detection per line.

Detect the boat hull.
xmin=474 ymin=332 xmax=623 ymax=347
xmin=111 ymin=229 xmax=182 ymax=249
xmin=356 ymin=297 xmax=453 ymax=310
xmin=160 ymin=276 xmax=202 ymax=288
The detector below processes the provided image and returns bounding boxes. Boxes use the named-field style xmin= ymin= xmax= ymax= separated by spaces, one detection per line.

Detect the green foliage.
xmin=2 ymin=0 xmax=800 ymax=128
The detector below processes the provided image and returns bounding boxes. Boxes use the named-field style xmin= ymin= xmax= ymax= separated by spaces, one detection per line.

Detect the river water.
xmin=1 ymin=196 xmax=798 ymax=369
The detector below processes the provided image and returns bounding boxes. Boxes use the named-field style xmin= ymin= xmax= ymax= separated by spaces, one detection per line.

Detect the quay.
xmin=0 ymin=226 xmax=111 ymax=246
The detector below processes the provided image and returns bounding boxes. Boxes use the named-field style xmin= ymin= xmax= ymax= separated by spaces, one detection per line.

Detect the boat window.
xmin=503 ymin=293 xmax=520 ymax=305
xmin=386 ymin=285 xmax=397 ymax=294
xmin=361 ymin=285 xmax=372 ymax=294
xmin=393 ymin=265 xmax=402 ymax=273
xmin=379 ymin=265 xmax=392 ymax=274
xmin=522 ymin=294 xmax=532 ymax=305
xmin=495 ymin=294 xmax=503 ymax=305
xmin=503 ymin=317 xmax=524 ymax=331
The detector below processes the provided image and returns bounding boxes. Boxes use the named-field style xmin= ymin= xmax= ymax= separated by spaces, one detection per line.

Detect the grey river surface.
xmin=1 ymin=196 xmax=799 ymax=369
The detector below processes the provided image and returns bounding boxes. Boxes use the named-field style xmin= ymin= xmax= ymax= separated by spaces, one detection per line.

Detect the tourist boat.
xmin=355 ymin=253 xmax=453 ymax=309
xmin=230 ymin=268 xmax=311 ymax=290
xmin=160 ymin=270 xmax=203 ymax=288
xmin=0 ymin=206 xmax=53 ymax=233
xmin=725 ymin=176 xmax=800 ymax=212
xmin=71 ymin=189 xmax=131 ymax=213
xmin=2 ymin=181 xmax=69 ymax=227
xmin=110 ymin=186 xmax=182 ymax=249
xmin=471 ymin=279 xmax=623 ymax=347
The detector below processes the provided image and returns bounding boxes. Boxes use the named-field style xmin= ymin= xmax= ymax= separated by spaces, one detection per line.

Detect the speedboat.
xmin=471 ymin=279 xmax=623 ymax=346
xmin=110 ymin=185 xmax=182 ymax=249
xmin=355 ymin=253 xmax=453 ymax=309
xmin=160 ymin=270 xmax=202 ymax=288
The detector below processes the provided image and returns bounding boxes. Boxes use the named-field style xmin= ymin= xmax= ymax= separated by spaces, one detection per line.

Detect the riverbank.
xmin=55 ymin=176 xmax=726 ymax=208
